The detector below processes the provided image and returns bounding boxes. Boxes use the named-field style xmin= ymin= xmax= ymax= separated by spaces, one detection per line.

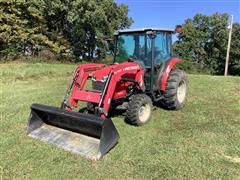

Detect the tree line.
xmin=0 ymin=1 xmax=239 ymax=75
xmin=174 ymin=13 xmax=240 ymax=75
xmin=0 ymin=0 xmax=132 ymax=60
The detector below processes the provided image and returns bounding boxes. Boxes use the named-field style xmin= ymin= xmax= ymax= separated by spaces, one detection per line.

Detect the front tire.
xmin=160 ymin=69 xmax=188 ymax=110
xmin=125 ymin=94 xmax=152 ymax=126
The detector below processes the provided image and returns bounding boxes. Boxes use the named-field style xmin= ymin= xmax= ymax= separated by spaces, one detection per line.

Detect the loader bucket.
xmin=27 ymin=104 xmax=119 ymax=160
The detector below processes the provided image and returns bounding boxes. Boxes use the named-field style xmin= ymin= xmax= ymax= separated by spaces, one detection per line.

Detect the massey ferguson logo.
xmin=124 ymin=66 xmax=139 ymax=71
xmin=114 ymin=65 xmax=140 ymax=75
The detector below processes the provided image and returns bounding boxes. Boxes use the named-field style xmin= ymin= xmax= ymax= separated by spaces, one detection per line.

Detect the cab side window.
xmin=154 ymin=32 xmax=172 ymax=64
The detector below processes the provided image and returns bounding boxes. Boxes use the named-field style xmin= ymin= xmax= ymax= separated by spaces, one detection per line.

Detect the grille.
xmin=92 ymin=81 xmax=105 ymax=91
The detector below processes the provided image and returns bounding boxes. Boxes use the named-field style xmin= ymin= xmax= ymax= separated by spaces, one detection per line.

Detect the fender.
xmin=158 ymin=58 xmax=183 ymax=91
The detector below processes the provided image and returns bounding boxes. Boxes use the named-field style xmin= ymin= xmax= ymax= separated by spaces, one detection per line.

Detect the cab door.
xmin=153 ymin=32 xmax=172 ymax=91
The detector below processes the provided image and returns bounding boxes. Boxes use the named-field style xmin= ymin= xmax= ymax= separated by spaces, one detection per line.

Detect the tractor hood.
xmin=92 ymin=64 xmax=113 ymax=81
xmin=92 ymin=62 xmax=140 ymax=81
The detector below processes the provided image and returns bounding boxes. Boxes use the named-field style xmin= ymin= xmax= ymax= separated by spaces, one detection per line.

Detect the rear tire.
xmin=125 ymin=94 xmax=152 ymax=126
xmin=160 ymin=69 xmax=188 ymax=110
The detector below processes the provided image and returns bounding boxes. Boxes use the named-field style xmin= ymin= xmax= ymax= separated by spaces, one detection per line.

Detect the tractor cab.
xmin=114 ymin=28 xmax=174 ymax=96
xmin=114 ymin=28 xmax=173 ymax=68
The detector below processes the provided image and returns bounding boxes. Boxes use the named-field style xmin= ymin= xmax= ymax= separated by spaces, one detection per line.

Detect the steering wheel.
xmin=155 ymin=50 xmax=167 ymax=62
xmin=127 ymin=56 xmax=146 ymax=70
xmin=128 ymin=55 xmax=137 ymax=62
xmin=136 ymin=60 xmax=146 ymax=70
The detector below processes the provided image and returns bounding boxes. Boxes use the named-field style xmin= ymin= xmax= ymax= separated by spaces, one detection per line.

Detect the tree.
xmin=174 ymin=13 xmax=240 ymax=75
xmin=68 ymin=0 xmax=133 ymax=59
xmin=229 ymin=23 xmax=240 ymax=75
xmin=0 ymin=0 xmax=70 ymax=59
xmin=0 ymin=0 xmax=133 ymax=60
xmin=41 ymin=0 xmax=133 ymax=60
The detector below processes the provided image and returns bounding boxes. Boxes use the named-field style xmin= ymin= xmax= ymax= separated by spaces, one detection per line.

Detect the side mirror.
xmin=175 ymin=25 xmax=183 ymax=33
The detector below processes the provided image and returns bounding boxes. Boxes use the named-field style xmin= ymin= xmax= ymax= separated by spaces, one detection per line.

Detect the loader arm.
xmin=68 ymin=62 xmax=145 ymax=118
xmin=62 ymin=63 xmax=105 ymax=109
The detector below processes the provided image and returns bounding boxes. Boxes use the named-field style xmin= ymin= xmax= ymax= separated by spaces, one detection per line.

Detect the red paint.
xmin=66 ymin=106 xmax=72 ymax=111
xmin=160 ymin=58 xmax=183 ymax=91
xmin=71 ymin=91 xmax=101 ymax=104
xmin=68 ymin=61 xmax=144 ymax=117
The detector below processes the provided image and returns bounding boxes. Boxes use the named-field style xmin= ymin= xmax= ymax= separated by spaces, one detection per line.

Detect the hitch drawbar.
xmin=27 ymin=104 xmax=119 ymax=160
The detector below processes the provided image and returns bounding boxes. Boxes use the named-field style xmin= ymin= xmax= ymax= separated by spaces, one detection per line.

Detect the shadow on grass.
xmin=153 ymin=101 xmax=171 ymax=111
xmin=78 ymin=103 xmax=169 ymax=126
xmin=78 ymin=107 xmax=126 ymax=119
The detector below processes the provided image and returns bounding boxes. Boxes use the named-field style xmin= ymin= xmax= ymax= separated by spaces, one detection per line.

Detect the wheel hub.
xmin=177 ymin=80 xmax=187 ymax=103
xmin=139 ymin=106 xmax=145 ymax=116
xmin=138 ymin=104 xmax=151 ymax=123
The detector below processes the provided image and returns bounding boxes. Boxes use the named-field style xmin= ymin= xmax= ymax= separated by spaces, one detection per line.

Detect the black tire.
xmin=160 ymin=69 xmax=188 ymax=110
xmin=125 ymin=94 xmax=152 ymax=126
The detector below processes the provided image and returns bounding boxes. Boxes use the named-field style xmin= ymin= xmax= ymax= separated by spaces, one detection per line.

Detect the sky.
xmin=116 ymin=0 xmax=240 ymax=29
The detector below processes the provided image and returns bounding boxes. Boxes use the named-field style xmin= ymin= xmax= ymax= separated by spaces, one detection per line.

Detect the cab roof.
xmin=114 ymin=27 xmax=174 ymax=35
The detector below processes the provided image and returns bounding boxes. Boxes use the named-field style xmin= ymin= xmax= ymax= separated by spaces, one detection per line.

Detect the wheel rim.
xmin=138 ymin=103 xmax=151 ymax=123
xmin=177 ymin=80 xmax=187 ymax=104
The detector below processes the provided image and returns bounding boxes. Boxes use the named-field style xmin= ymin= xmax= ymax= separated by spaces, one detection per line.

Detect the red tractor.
xmin=27 ymin=28 xmax=188 ymax=160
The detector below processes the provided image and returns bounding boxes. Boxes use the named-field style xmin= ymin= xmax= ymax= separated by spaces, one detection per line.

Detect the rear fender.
xmin=158 ymin=58 xmax=183 ymax=91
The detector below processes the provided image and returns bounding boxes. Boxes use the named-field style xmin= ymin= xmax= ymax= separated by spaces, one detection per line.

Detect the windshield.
xmin=114 ymin=32 xmax=172 ymax=66
xmin=114 ymin=33 xmax=151 ymax=66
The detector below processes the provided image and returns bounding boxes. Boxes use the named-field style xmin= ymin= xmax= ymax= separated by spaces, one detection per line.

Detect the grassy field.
xmin=1 ymin=62 xmax=240 ymax=179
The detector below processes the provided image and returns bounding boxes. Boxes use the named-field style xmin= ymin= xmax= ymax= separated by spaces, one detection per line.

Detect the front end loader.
xmin=27 ymin=27 xmax=188 ymax=160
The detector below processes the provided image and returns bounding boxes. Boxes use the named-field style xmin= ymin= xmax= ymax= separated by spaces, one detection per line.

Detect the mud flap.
xmin=27 ymin=104 xmax=119 ymax=160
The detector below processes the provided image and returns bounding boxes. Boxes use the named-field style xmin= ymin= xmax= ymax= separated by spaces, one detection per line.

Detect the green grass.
xmin=1 ymin=62 xmax=240 ymax=179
